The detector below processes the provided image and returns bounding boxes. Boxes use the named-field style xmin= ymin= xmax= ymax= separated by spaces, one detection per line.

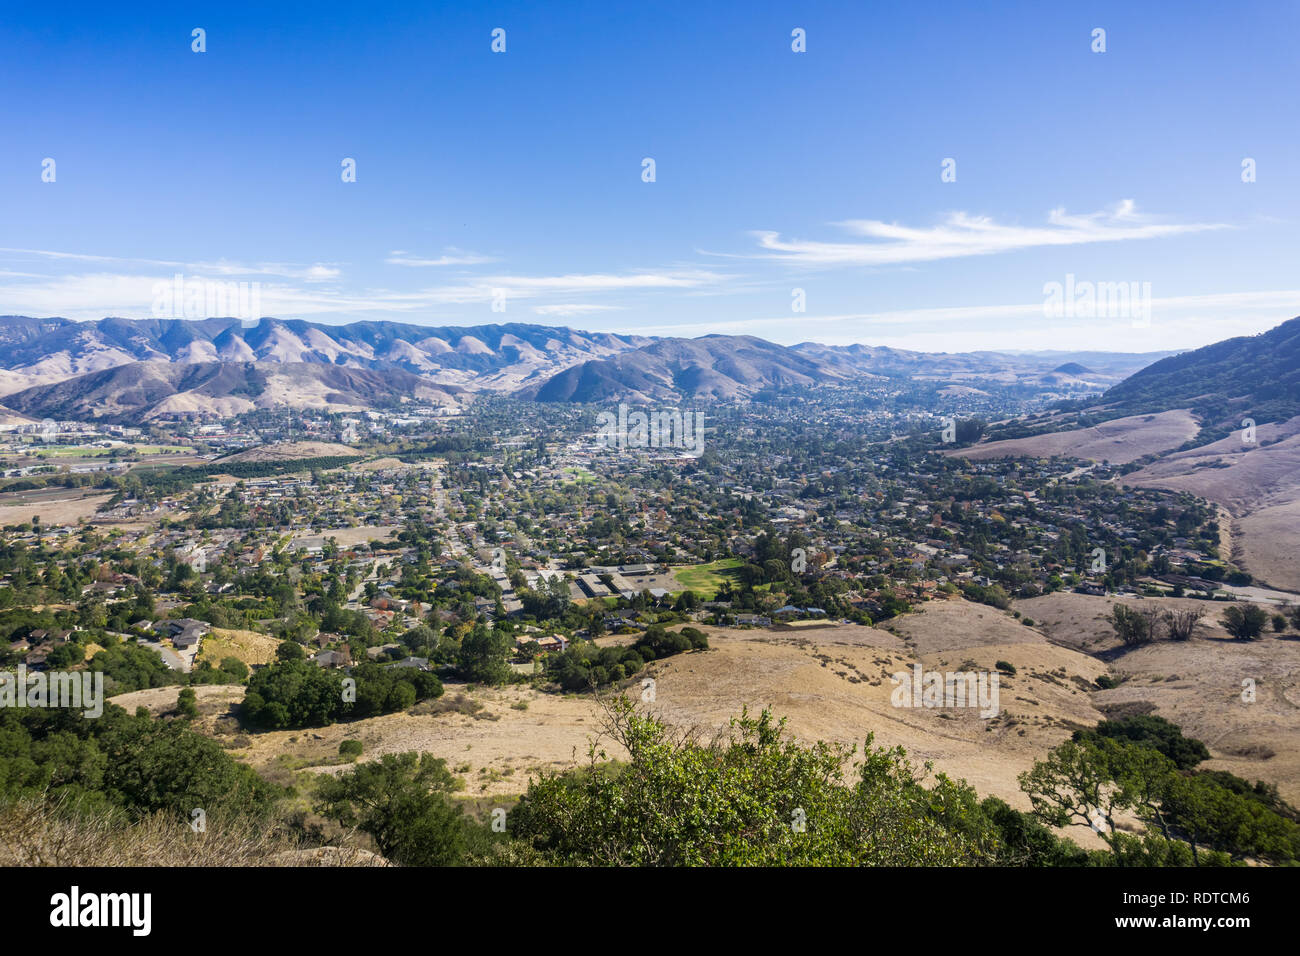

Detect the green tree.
xmin=275 ymin=640 xmax=306 ymax=661
xmin=243 ymin=659 xmax=343 ymax=728
xmin=1020 ymin=737 xmax=1193 ymax=863
xmin=176 ymin=688 xmax=199 ymax=719
xmin=1164 ymin=772 xmax=1300 ymax=864
xmin=1221 ymin=604 xmax=1268 ymax=640
xmin=457 ymin=627 xmax=512 ymax=685
xmin=1072 ymin=715 xmax=1209 ymax=771
xmin=315 ymin=752 xmax=468 ymax=865
xmin=1109 ymin=603 xmax=1160 ymax=646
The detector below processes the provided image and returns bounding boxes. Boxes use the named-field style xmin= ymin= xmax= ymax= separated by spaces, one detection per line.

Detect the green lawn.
xmin=672 ymin=558 xmax=745 ymax=599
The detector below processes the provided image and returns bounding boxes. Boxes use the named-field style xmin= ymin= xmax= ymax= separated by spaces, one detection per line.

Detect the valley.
xmin=3 ymin=313 xmax=1299 ymax=870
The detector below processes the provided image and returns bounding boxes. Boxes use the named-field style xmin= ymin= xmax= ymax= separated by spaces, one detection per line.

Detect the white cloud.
xmin=532 ymin=304 xmax=626 ymax=316
xmin=0 ymin=262 xmax=725 ymax=321
xmin=190 ymin=261 xmax=342 ymax=281
xmin=391 ymin=270 xmax=728 ymax=307
xmin=386 ymin=248 xmax=498 ymax=267
xmin=0 ymin=248 xmax=340 ymax=281
xmin=629 ymin=289 xmax=1300 ymax=352
xmin=746 ymin=201 xmax=1227 ymax=267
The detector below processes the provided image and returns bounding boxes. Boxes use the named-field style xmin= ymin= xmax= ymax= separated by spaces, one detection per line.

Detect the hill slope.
xmin=1092 ymin=315 xmax=1300 ymax=433
xmin=518 ymin=335 xmax=841 ymax=402
xmin=2 ymin=360 xmax=458 ymax=422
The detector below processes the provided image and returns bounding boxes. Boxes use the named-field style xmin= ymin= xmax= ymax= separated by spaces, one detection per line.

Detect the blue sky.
xmin=1 ymin=0 xmax=1297 ymax=351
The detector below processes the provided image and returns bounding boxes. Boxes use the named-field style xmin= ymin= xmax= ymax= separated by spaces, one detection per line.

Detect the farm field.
xmin=0 ymin=488 xmax=113 ymax=527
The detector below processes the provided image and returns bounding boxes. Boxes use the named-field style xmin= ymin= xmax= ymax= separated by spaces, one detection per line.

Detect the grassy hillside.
xmin=1093 ymin=316 xmax=1300 ymax=442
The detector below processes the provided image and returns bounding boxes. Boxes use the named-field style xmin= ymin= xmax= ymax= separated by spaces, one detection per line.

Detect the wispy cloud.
xmin=532 ymin=303 xmax=626 ymax=317
xmin=392 ymin=270 xmax=728 ymax=307
xmin=386 ymin=248 xmax=498 ymax=267
xmin=744 ymin=201 xmax=1227 ymax=268
xmin=629 ymin=289 xmax=1299 ymax=353
xmin=0 ymin=247 xmax=340 ymax=281
xmin=0 ymin=252 xmax=725 ymax=320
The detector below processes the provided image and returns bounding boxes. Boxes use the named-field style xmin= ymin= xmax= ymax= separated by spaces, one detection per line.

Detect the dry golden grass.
xmin=112 ymin=680 xmax=616 ymax=799
xmin=0 ymin=795 xmax=385 ymax=867
xmin=1237 ymin=500 xmax=1300 ymax=592
xmin=290 ymin=525 xmax=396 ymax=548
xmin=111 ymin=684 xmax=246 ymax=720
xmin=198 ymin=627 xmax=281 ymax=668
xmin=355 ymin=457 xmax=408 ymax=471
xmin=641 ymin=608 xmax=1107 ymax=828
xmin=113 ymin=608 xmax=1115 ymax=841
xmin=0 ymin=491 xmax=114 ymax=527
xmin=218 ymin=441 xmax=356 ymax=463
xmin=952 ymin=409 xmax=1198 ymax=464
xmin=1123 ymin=415 xmax=1300 ymax=591
xmin=247 ymin=683 xmax=617 ymax=798
xmin=1018 ymin=590 xmax=1300 ymax=804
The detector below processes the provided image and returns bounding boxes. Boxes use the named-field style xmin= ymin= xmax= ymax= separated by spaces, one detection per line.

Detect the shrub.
xmin=508 ymin=699 xmax=996 ymax=866
xmin=315 ymin=753 xmax=476 ymax=866
xmin=339 ymin=739 xmax=363 ymax=759
xmin=1221 ymin=604 xmax=1268 ymax=641
xmin=176 ymin=688 xmax=199 ymax=719
xmin=1109 ymin=603 xmax=1162 ymax=646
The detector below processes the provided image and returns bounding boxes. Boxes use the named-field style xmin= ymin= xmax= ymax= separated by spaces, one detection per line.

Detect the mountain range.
xmin=0 ymin=314 xmax=1196 ymax=422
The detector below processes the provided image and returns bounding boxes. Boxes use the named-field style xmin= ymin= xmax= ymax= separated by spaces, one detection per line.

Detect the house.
xmin=159 ymin=618 xmax=209 ymax=638
xmin=773 ymin=605 xmax=826 ymax=620
xmin=172 ymin=631 xmax=203 ymax=650
xmin=159 ymin=618 xmax=210 ymax=648
xmin=534 ymin=634 xmax=569 ymax=653
xmin=81 ymin=581 xmax=124 ymax=597
xmin=176 ymin=543 xmax=208 ymax=572
xmin=314 ymin=648 xmax=351 ymax=668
